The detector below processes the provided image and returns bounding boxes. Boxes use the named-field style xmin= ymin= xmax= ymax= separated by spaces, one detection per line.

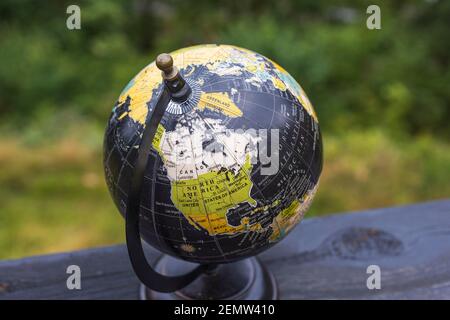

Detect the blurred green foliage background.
xmin=0 ymin=0 xmax=449 ymax=259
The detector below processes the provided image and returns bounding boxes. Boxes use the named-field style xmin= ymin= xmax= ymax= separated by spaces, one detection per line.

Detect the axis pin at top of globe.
xmin=156 ymin=53 xmax=192 ymax=103
xmin=156 ymin=53 xmax=177 ymax=80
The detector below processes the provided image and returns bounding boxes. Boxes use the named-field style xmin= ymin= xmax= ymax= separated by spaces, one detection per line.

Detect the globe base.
xmin=140 ymin=255 xmax=278 ymax=300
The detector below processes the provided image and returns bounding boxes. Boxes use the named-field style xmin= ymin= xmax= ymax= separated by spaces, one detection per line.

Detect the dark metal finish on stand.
xmin=141 ymin=256 xmax=278 ymax=300
xmin=125 ymin=53 xmax=278 ymax=300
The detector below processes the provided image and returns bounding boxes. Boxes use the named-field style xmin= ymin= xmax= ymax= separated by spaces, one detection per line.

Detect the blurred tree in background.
xmin=0 ymin=0 xmax=449 ymax=258
xmin=0 ymin=0 xmax=449 ymax=137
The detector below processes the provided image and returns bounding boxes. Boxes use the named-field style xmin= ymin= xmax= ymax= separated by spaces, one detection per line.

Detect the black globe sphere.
xmin=103 ymin=44 xmax=322 ymax=264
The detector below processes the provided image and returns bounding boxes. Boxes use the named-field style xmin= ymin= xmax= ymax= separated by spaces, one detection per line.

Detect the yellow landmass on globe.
xmin=117 ymin=63 xmax=162 ymax=125
xmin=269 ymin=186 xmax=317 ymax=242
xmin=111 ymin=43 xmax=320 ymax=244
xmin=151 ymin=124 xmax=165 ymax=154
xmin=170 ymin=156 xmax=261 ymax=236
xmin=269 ymin=199 xmax=301 ymax=242
xmin=271 ymin=77 xmax=287 ymax=91
xmin=197 ymin=92 xmax=243 ymax=118
xmin=267 ymin=58 xmax=318 ymax=123
xmin=115 ymin=44 xmax=318 ymax=126
xmin=295 ymin=88 xmax=318 ymax=123
xmin=116 ymin=45 xmax=245 ymax=126
xmin=171 ymin=44 xmax=232 ymax=68
xmin=171 ymin=44 xmax=260 ymax=73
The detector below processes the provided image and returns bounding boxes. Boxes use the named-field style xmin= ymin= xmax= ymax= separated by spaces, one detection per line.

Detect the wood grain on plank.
xmin=1 ymin=200 xmax=449 ymax=299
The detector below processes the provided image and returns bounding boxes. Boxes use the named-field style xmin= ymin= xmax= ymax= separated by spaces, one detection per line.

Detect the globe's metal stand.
xmin=140 ymin=256 xmax=278 ymax=300
xmin=126 ymin=53 xmax=278 ymax=300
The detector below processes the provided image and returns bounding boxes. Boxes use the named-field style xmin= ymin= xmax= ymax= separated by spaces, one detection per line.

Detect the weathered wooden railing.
xmin=1 ymin=200 xmax=449 ymax=299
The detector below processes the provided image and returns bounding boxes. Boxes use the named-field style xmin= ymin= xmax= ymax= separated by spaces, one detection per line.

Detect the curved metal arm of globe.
xmin=125 ymin=85 xmax=207 ymax=293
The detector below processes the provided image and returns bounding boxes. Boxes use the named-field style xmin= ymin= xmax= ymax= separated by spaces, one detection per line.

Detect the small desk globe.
xmin=103 ymin=44 xmax=322 ymax=299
